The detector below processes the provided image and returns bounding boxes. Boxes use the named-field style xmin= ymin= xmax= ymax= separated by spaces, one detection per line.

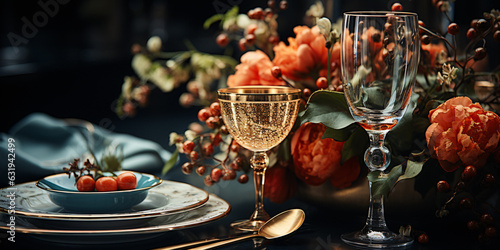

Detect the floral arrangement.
xmin=116 ymin=0 xmax=500 ymax=246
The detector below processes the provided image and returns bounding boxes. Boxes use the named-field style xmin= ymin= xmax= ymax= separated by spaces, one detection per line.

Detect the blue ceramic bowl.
xmin=36 ymin=171 xmax=162 ymax=213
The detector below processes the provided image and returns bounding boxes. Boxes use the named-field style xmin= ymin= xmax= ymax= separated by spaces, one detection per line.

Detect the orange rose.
xmin=426 ymin=96 xmax=500 ymax=172
xmin=291 ymin=122 xmax=360 ymax=187
xmin=227 ymin=50 xmax=285 ymax=87
xmin=273 ymin=26 xmax=335 ymax=82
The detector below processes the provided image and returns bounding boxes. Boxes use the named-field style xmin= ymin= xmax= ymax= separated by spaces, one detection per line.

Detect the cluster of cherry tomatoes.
xmin=76 ymin=171 xmax=137 ymax=192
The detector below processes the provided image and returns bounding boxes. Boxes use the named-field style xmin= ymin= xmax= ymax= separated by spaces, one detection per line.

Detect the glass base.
xmin=230 ymin=219 xmax=266 ymax=232
xmin=341 ymin=229 xmax=413 ymax=248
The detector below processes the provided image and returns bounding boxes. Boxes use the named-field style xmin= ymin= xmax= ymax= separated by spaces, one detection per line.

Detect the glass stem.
xmin=249 ymin=151 xmax=270 ymax=222
xmin=365 ymin=131 xmax=391 ymax=172
xmin=363 ymin=180 xmax=389 ymax=235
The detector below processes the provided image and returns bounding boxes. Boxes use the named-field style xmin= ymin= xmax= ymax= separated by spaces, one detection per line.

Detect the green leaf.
xmin=203 ymin=14 xmax=223 ymax=29
xmin=299 ymin=90 xmax=355 ymax=130
xmin=162 ymin=148 xmax=179 ymax=176
xmin=341 ymin=126 xmax=368 ymax=164
xmin=368 ymin=159 xmax=426 ymax=198
xmin=322 ymin=126 xmax=353 ymax=141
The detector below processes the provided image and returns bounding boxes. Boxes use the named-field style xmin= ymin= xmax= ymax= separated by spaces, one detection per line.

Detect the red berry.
xmin=421 ymin=34 xmax=431 ymax=45
xmin=268 ymin=35 xmax=280 ymax=44
xmin=279 ymin=0 xmax=288 ymax=10
xmin=303 ymin=88 xmax=312 ymax=99
xmin=245 ymin=34 xmax=256 ymax=45
xmin=182 ymin=140 xmax=195 ymax=154
xmin=470 ymin=19 xmax=478 ymax=28
xmin=485 ymin=227 xmax=497 ymax=238
xmin=316 ymin=77 xmax=328 ymax=89
xmin=436 ymin=180 xmax=450 ymax=192
xmin=203 ymin=143 xmax=214 ymax=156
xmin=222 ymin=169 xmax=236 ymax=180
xmin=481 ymin=213 xmax=494 ymax=225
xmin=271 ymin=66 xmax=282 ymax=79
xmin=95 ymin=177 xmax=118 ymax=192
xmin=206 ymin=116 xmax=219 ymax=129
xmin=483 ymin=173 xmax=496 ymax=186
xmin=196 ymin=166 xmax=206 ymax=176
xmin=204 ymin=175 xmax=214 ymax=186
xmin=494 ymin=30 xmax=500 ymax=42
xmin=467 ymin=220 xmax=480 ymax=231
xmin=462 ymin=165 xmax=477 ymax=181
xmin=116 ymin=171 xmax=137 ymax=190
xmin=436 ymin=1 xmax=446 ymax=12
xmin=418 ymin=20 xmax=425 ymax=27
xmin=211 ymin=168 xmax=222 ymax=182
xmin=459 ymin=198 xmax=472 ymax=209
xmin=209 ymin=102 xmax=221 ymax=116
xmin=76 ymin=175 xmax=95 ymax=192
xmin=211 ymin=133 xmax=222 ymax=147
xmin=238 ymin=39 xmax=247 ymax=51
xmin=475 ymin=47 xmax=487 ymax=59
xmin=238 ymin=174 xmax=249 ymax=184
xmin=447 ymin=23 xmax=460 ymax=35
xmin=198 ymin=108 xmax=211 ymax=122
xmin=267 ymin=0 xmax=276 ymax=8
xmin=216 ymin=33 xmax=229 ymax=47
xmin=182 ymin=162 xmax=194 ymax=174
xmin=252 ymin=7 xmax=264 ymax=20
xmin=418 ymin=233 xmax=429 ymax=244
xmin=467 ymin=28 xmax=477 ymax=40
xmin=230 ymin=162 xmax=240 ymax=170
xmin=391 ymin=3 xmax=403 ymax=11
xmin=230 ymin=141 xmax=240 ymax=152
xmin=476 ymin=19 xmax=489 ymax=33
xmin=190 ymin=151 xmax=199 ymax=161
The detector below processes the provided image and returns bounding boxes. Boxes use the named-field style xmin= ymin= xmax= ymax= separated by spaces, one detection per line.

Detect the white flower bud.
xmin=147 ymin=36 xmax=162 ymax=53
xmin=317 ymin=17 xmax=332 ymax=38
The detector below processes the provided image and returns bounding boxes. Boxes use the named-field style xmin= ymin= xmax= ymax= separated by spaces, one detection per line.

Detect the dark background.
xmin=1 ymin=0 xmax=498 ymax=138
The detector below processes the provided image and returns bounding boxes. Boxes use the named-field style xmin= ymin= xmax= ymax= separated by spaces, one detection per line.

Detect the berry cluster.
xmin=216 ymin=1 xmax=288 ymax=53
xmin=435 ymin=165 xmax=498 ymax=244
xmin=176 ymin=102 xmax=251 ymax=186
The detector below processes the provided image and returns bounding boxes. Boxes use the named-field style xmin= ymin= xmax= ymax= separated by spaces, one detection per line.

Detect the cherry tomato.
xmin=95 ymin=176 xmax=118 ymax=192
xmin=76 ymin=175 xmax=95 ymax=192
xmin=116 ymin=172 xmax=137 ymax=190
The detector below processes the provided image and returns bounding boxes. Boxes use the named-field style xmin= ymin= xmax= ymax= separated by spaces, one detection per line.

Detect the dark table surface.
xmin=1 ymin=112 xmax=498 ymax=250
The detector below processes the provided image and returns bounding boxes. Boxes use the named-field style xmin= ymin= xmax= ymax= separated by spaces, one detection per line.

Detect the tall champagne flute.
xmin=218 ymin=86 xmax=301 ymax=231
xmin=340 ymin=11 xmax=420 ymax=247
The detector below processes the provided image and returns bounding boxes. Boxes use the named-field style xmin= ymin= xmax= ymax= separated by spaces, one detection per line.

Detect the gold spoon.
xmin=157 ymin=208 xmax=305 ymax=250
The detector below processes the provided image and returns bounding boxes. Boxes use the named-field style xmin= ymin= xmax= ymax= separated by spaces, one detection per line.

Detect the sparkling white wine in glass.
xmin=218 ymin=86 xmax=300 ymax=231
xmin=340 ymin=11 xmax=420 ymax=248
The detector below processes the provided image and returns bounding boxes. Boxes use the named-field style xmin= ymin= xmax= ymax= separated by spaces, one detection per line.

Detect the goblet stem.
xmin=365 ymin=131 xmax=391 ymax=172
xmin=363 ymin=180 xmax=389 ymax=236
xmin=249 ymin=151 xmax=270 ymax=223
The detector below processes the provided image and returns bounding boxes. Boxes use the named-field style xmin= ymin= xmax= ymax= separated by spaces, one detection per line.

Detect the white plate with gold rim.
xmin=0 ymin=180 xmax=208 ymax=223
xmin=0 ymin=194 xmax=230 ymax=244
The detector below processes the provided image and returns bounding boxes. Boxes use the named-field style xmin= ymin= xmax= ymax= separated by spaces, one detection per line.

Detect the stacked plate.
xmin=0 ymin=180 xmax=230 ymax=244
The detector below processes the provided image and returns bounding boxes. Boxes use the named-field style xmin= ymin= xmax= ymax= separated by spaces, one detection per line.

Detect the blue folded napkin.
xmin=1 ymin=113 xmax=171 ymax=187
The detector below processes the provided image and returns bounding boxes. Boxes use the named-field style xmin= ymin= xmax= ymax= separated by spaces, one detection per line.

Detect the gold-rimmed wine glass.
xmin=218 ymin=86 xmax=301 ymax=231
xmin=340 ymin=11 xmax=420 ymax=247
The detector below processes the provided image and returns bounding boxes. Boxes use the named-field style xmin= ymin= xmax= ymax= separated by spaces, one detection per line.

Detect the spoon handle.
xmin=154 ymin=237 xmax=222 ymax=250
xmin=190 ymin=234 xmax=257 ymax=250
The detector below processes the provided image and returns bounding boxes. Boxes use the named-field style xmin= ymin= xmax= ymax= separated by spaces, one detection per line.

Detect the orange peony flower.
xmin=290 ymin=122 xmax=360 ymax=187
xmin=227 ymin=50 xmax=285 ymax=87
xmin=264 ymin=163 xmax=297 ymax=204
xmin=426 ymin=96 xmax=500 ymax=172
xmin=273 ymin=26 xmax=337 ymax=82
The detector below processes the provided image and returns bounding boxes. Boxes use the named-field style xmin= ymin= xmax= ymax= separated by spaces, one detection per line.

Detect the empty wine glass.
xmin=340 ymin=11 xmax=420 ymax=247
xmin=218 ymin=86 xmax=301 ymax=231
